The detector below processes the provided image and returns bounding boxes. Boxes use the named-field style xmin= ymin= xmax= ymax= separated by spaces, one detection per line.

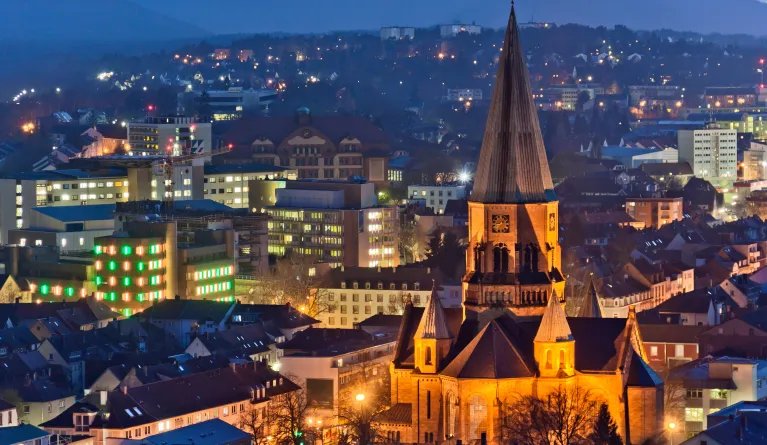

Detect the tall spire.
xmin=470 ymin=3 xmax=555 ymax=204
xmin=414 ymin=289 xmax=452 ymax=340
xmin=534 ymin=293 xmax=573 ymax=343
xmin=577 ymin=277 xmax=604 ymax=318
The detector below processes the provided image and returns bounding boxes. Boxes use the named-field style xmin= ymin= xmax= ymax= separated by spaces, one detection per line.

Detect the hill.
xmin=0 ymin=0 xmax=209 ymax=43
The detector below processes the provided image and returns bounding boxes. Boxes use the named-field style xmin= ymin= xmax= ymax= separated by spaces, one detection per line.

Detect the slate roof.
xmin=33 ymin=204 xmax=115 ymax=222
xmin=0 ymin=424 xmax=50 ymax=444
xmin=195 ymin=323 xmax=272 ymax=359
xmin=139 ymin=300 xmax=234 ymax=323
xmin=470 ymin=5 xmax=555 ymax=204
xmin=655 ymin=290 xmax=713 ymax=314
xmin=138 ymin=418 xmax=250 ymax=445
xmin=695 ymin=411 xmax=767 ymax=445
xmin=626 ymin=349 xmax=664 ymax=387
xmin=279 ymin=327 xmax=386 ymax=357
xmin=355 ymin=314 xmax=403 ymax=328
xmin=414 ymin=292 xmax=452 ymax=340
xmin=0 ymin=326 xmax=40 ymax=351
xmin=534 ymin=294 xmax=573 ymax=342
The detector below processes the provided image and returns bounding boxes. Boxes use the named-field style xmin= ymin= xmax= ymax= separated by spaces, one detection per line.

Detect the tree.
xmin=336 ymin=363 xmax=391 ymax=445
xmin=398 ymin=221 xmax=423 ymax=264
xmin=499 ymin=384 xmax=600 ymax=445
xmin=238 ymin=403 xmax=272 ymax=445
xmin=589 ymin=403 xmax=623 ymax=445
xmin=424 ymin=229 xmax=465 ymax=280
xmin=268 ymin=375 xmax=314 ymax=445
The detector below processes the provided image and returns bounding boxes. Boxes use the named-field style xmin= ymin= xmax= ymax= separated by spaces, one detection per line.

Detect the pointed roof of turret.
xmin=578 ymin=277 xmax=604 ymax=318
xmin=470 ymin=4 xmax=555 ymax=204
xmin=534 ymin=293 xmax=573 ymax=342
xmin=414 ymin=290 xmax=452 ymax=340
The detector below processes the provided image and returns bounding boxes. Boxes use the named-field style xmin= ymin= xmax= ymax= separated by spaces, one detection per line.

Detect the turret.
xmin=534 ymin=292 xmax=575 ymax=378
xmin=414 ymin=288 xmax=452 ymax=374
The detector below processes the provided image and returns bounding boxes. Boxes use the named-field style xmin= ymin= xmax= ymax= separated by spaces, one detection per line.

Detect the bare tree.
xmin=238 ymin=403 xmax=272 ymax=445
xmin=247 ymin=255 xmax=336 ymax=318
xmin=386 ymin=291 xmax=411 ymax=315
xmin=398 ymin=221 xmax=423 ymax=264
xmin=661 ymin=369 xmax=687 ymax=429
xmin=499 ymin=384 xmax=601 ymax=445
xmin=268 ymin=374 xmax=315 ymax=445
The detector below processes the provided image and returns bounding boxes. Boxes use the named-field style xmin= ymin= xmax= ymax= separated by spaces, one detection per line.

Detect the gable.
xmin=699 ymin=318 xmax=767 ymax=337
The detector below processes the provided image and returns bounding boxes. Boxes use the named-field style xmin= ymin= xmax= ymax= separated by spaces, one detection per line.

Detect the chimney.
xmin=100 ymin=390 xmax=108 ymax=406
xmin=122 ymin=385 xmax=128 ymax=395
xmin=427 ymin=267 xmax=431 ymax=274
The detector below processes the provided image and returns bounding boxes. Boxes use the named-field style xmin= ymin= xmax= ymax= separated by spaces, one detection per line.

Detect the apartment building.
xmin=127 ymin=115 xmax=212 ymax=156
xmin=40 ymin=362 xmax=297 ymax=444
xmin=312 ymin=266 xmax=454 ymax=328
xmin=254 ymin=179 xmax=399 ymax=268
xmin=407 ymin=184 xmax=466 ymax=214
xmin=678 ymin=123 xmax=738 ymax=187
xmin=8 ymin=204 xmax=115 ymax=254
xmin=182 ymin=88 xmax=278 ymax=120
xmin=202 ymin=164 xmax=295 ymax=209
xmin=439 ymin=23 xmax=481 ymax=37
xmin=625 ymin=197 xmax=684 ymax=229
xmin=380 ymin=26 xmax=415 ymax=40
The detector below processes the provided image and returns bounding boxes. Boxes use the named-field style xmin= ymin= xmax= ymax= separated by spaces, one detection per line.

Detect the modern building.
xmin=407 ymin=184 xmax=466 ymax=214
xmin=221 ymin=108 xmax=390 ymax=184
xmin=625 ymin=197 xmax=684 ymax=229
xmin=277 ymin=328 xmax=395 ymax=433
xmin=439 ymin=23 xmax=481 ymax=37
xmin=93 ymin=210 xmax=236 ymax=315
xmin=599 ymin=146 xmax=679 ymax=168
xmin=678 ymin=123 xmax=738 ymax=187
xmin=254 ymin=179 xmax=399 ymax=268
xmin=377 ymin=9 xmax=663 ymax=445
xmin=127 ymin=115 xmax=212 ymax=156
xmin=670 ymin=356 xmax=767 ymax=439
xmin=380 ymin=26 xmax=415 ymax=40
xmin=202 ymin=163 xmax=295 ymax=209
xmin=742 ymin=143 xmax=767 ymax=181
xmin=312 ymin=266 xmax=454 ymax=328
xmin=182 ymin=88 xmax=278 ymax=120
xmin=8 ymin=204 xmax=115 ymax=253
xmin=543 ymin=85 xmax=604 ymax=110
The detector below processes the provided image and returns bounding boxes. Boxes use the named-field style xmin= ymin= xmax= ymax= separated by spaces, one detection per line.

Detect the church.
xmin=376 ymin=6 xmax=664 ymax=445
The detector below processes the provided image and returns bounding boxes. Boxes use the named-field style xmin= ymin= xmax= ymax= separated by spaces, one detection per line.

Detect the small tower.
xmin=577 ymin=276 xmax=603 ymax=318
xmin=414 ymin=289 xmax=453 ymax=374
xmin=534 ymin=292 xmax=575 ymax=378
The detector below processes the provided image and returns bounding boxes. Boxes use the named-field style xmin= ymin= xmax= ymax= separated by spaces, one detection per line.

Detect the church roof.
xmin=441 ymin=318 xmax=535 ymax=379
xmin=577 ymin=278 xmax=604 ymax=318
xmin=470 ymin=5 xmax=555 ymax=204
xmin=534 ymin=294 xmax=573 ymax=342
xmin=414 ymin=291 xmax=452 ymax=340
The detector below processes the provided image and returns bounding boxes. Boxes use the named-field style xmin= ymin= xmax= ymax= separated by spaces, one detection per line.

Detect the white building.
xmin=439 ymin=23 xmax=481 ymax=38
xmin=678 ymin=124 xmax=738 ymax=187
xmin=380 ymin=27 xmax=415 ymax=40
xmin=127 ymin=115 xmax=212 ymax=156
xmin=600 ymin=146 xmax=679 ymax=168
xmin=184 ymin=88 xmax=277 ymax=121
xmin=407 ymin=184 xmax=466 ymax=214
xmin=444 ymin=89 xmax=483 ymax=102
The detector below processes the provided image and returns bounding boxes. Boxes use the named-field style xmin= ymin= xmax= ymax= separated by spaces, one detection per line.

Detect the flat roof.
xmin=33 ymin=204 xmax=116 ymax=222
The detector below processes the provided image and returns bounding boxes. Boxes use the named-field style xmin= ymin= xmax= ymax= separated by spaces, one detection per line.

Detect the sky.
xmin=134 ymin=0 xmax=767 ymax=36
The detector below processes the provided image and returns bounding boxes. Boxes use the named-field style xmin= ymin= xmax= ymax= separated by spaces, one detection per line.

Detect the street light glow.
xmin=356 ymin=393 xmax=365 ymax=401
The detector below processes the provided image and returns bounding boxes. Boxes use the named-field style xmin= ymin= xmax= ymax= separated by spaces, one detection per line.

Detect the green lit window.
xmin=95 ymin=245 xmax=102 ymax=255
xmin=121 ymin=245 xmax=132 ymax=256
xmin=108 ymin=261 xmax=117 ymax=271
xmin=65 ymin=287 xmax=74 ymax=297
xmin=123 ymin=277 xmax=131 ymax=287
xmin=40 ymin=284 xmax=50 ymax=295
xmin=137 ymin=293 xmax=144 ymax=302
xmin=95 ymin=276 xmax=103 ymax=286
xmin=137 ymin=262 xmax=145 ymax=272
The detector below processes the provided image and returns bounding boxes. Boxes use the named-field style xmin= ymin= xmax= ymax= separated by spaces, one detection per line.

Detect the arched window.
xmin=469 ymin=395 xmax=488 ymax=441
xmin=559 ymin=349 xmax=566 ymax=369
xmin=446 ymin=392 xmax=457 ymax=437
xmin=425 ymin=346 xmax=432 ymax=365
xmin=545 ymin=349 xmax=553 ymax=369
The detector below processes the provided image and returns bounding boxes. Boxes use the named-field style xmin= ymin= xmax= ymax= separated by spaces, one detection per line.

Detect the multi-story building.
xmin=625 ymin=197 xmax=684 ymax=229
xmin=182 ymin=88 xmax=278 ymax=120
xmin=94 ymin=211 xmax=236 ymax=315
xmin=670 ymin=356 xmax=767 ymax=439
xmin=407 ymin=184 xmax=466 ymax=214
xmin=746 ymin=189 xmax=767 ymax=219
xmin=40 ymin=362 xmax=296 ymax=444
xmin=278 ymin=328 xmax=395 ymax=433
xmin=678 ymin=123 xmax=738 ymax=187
xmin=742 ymin=143 xmax=767 ymax=180
xmin=8 ymin=204 xmax=115 ymax=253
xmin=221 ymin=108 xmax=390 ymax=185
xmin=380 ymin=26 xmax=415 ymax=40
xmin=628 ymin=85 xmax=681 ymax=106
xmin=444 ymin=89 xmax=483 ymax=102
xmin=439 ymin=23 xmax=481 ymax=37
xmin=543 ymin=85 xmax=604 ymax=110
xmin=127 ymin=115 xmax=212 ymax=156
xmin=253 ymin=179 xmax=399 ymax=268
xmin=311 ymin=266 xmax=457 ymax=328
xmin=202 ymin=164 xmax=296 ymax=209
xmin=704 ymin=86 xmax=758 ymax=108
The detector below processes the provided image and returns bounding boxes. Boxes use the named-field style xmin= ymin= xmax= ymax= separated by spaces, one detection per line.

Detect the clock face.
xmin=492 ymin=215 xmax=510 ymax=233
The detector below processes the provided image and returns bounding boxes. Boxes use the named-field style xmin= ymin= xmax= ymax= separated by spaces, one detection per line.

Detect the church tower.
xmin=463 ymin=4 xmax=565 ymax=317
xmin=534 ymin=292 xmax=575 ymax=378
xmin=413 ymin=290 xmax=452 ymax=374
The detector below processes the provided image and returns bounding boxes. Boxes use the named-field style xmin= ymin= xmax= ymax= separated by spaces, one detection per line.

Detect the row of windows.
xmin=340 ymin=282 xmax=420 ymax=290
xmin=330 ymin=293 xmax=422 ymax=304
xmin=50 ymin=181 xmax=127 ymax=190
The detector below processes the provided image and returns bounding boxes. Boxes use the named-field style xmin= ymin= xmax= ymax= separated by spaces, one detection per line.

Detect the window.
xmin=686 ymin=389 xmax=703 ymax=399
xmin=675 ymin=344 xmax=685 ymax=358
xmin=685 ymin=407 xmax=704 ymax=422
xmin=468 ymin=396 xmax=487 ymax=441
xmin=650 ymin=346 xmax=658 ymax=357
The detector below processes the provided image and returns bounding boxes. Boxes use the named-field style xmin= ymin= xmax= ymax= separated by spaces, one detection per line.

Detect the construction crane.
xmin=152 ymin=136 xmax=232 ymax=210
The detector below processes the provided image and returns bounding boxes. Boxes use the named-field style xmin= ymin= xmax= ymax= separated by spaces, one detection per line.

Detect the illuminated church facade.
xmin=377 ymin=6 xmax=664 ymax=445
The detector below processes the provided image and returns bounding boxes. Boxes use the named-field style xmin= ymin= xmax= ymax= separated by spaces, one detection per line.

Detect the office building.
xmin=625 ymin=197 xmax=684 ymax=229
xmin=407 ymin=184 xmax=466 ymax=214
xmin=182 ymin=88 xmax=278 ymax=121
xmin=439 ymin=23 xmax=481 ymax=37
xmin=380 ymin=26 xmax=415 ymax=40
xmin=544 ymin=85 xmax=604 ymax=110
xmin=8 ymin=204 xmax=115 ymax=253
xmin=127 ymin=115 xmax=212 ymax=156
xmin=253 ymin=179 xmax=399 ymax=268
xmin=678 ymin=123 xmax=738 ymax=187
xmin=202 ymin=164 xmax=296 ymax=209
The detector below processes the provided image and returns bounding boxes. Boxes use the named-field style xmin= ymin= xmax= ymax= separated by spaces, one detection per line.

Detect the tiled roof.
xmin=534 ymin=293 xmax=573 ymax=342
xmin=577 ymin=279 xmax=604 ymax=318
xmin=470 ymin=5 xmax=555 ymax=204
xmin=0 ymin=424 xmax=50 ymax=444
xmin=377 ymin=403 xmax=412 ymax=424
xmin=638 ymin=324 xmax=708 ymax=343
xmin=138 ymin=300 xmax=234 ymax=323
xmin=279 ymin=327 xmax=385 ymax=357
xmin=655 ymin=290 xmax=713 ymax=314
xmin=414 ymin=291 xmax=452 ymax=340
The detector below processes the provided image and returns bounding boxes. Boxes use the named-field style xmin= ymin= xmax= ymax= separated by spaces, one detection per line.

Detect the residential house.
xmin=697 ymin=309 xmax=767 ymax=358
xmin=185 ymin=323 xmax=278 ymax=364
xmin=681 ymin=408 xmax=767 ymax=445
xmin=228 ymin=303 xmax=319 ymax=340
xmin=40 ymin=362 xmax=297 ymax=444
xmin=639 ymin=324 xmax=707 ymax=372
xmin=136 ymin=300 xmax=236 ymax=348
xmin=654 ymin=289 xmax=720 ymax=326
xmin=116 ymin=418 xmax=250 ymax=445
xmin=0 ymin=424 xmax=51 ymax=445
xmin=0 ymin=398 xmax=19 ymax=427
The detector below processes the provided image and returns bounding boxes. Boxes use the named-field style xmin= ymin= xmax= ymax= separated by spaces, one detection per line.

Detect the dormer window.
xmin=377 ymin=283 xmax=383 ymax=290
xmin=390 ymin=283 xmax=396 ymax=290
xmin=341 ymin=283 xmax=346 ymax=289
xmin=365 ymin=282 xmax=371 ymax=289
xmin=402 ymin=284 xmax=408 ymax=291
xmin=414 ymin=282 xmax=420 ymax=291
xmin=353 ymin=282 xmax=359 ymax=289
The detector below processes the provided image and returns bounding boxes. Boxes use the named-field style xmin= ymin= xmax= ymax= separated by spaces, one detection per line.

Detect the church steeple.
xmin=534 ymin=293 xmax=575 ymax=377
xmin=414 ymin=289 xmax=452 ymax=374
xmin=577 ymin=277 xmax=604 ymax=318
xmin=470 ymin=3 xmax=555 ymax=204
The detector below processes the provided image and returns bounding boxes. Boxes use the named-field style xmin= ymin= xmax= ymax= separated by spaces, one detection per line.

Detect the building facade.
xmin=678 ymin=124 xmax=738 ymax=187
xmin=127 ymin=115 xmax=212 ymax=156
xmin=407 ymin=185 xmax=466 ymax=215
xmin=625 ymin=197 xmax=684 ymax=229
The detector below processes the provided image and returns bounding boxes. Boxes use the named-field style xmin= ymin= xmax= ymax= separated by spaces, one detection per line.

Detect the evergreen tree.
xmin=589 ymin=403 xmax=623 ymax=445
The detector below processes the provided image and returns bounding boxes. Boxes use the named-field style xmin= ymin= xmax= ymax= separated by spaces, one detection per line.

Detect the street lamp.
xmin=668 ymin=422 xmax=676 ymax=445
xmin=356 ymin=393 xmax=365 ymax=402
